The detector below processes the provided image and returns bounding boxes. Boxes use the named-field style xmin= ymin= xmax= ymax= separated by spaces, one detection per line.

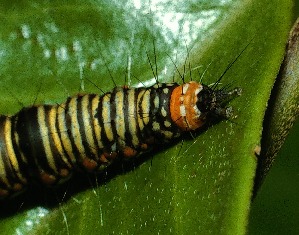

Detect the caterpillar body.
xmin=0 ymin=81 xmax=241 ymax=198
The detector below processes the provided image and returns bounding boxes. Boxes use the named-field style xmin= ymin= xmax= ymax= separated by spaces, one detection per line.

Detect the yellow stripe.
xmin=13 ymin=131 xmax=27 ymax=164
xmin=140 ymin=90 xmax=151 ymax=125
xmin=68 ymin=97 xmax=85 ymax=160
xmin=115 ymin=90 xmax=125 ymax=147
xmin=137 ymin=90 xmax=146 ymax=130
xmin=48 ymin=106 xmax=72 ymax=168
xmin=91 ymin=95 xmax=103 ymax=149
xmin=102 ymin=93 xmax=114 ymax=142
xmin=0 ymin=145 xmax=9 ymax=186
xmin=57 ymin=102 xmax=76 ymax=163
xmin=37 ymin=106 xmax=58 ymax=173
xmin=81 ymin=95 xmax=97 ymax=156
xmin=127 ymin=89 xmax=139 ymax=147
xmin=4 ymin=117 xmax=26 ymax=182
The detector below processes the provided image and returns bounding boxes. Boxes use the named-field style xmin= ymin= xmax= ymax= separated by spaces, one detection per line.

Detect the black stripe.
xmin=44 ymin=105 xmax=71 ymax=174
xmin=123 ymin=87 xmax=133 ymax=147
xmin=90 ymin=95 xmax=102 ymax=153
xmin=11 ymin=115 xmax=28 ymax=182
xmin=97 ymin=93 xmax=111 ymax=150
xmin=16 ymin=106 xmax=55 ymax=176
xmin=64 ymin=97 xmax=81 ymax=163
xmin=137 ymin=88 xmax=145 ymax=125
xmin=55 ymin=102 xmax=75 ymax=167
xmin=76 ymin=95 xmax=95 ymax=160
xmin=133 ymin=88 xmax=143 ymax=146
xmin=88 ymin=94 xmax=101 ymax=157
xmin=109 ymin=88 xmax=118 ymax=151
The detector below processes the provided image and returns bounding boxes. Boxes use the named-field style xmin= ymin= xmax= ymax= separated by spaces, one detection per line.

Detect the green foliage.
xmin=0 ymin=0 xmax=293 ymax=234
xmin=249 ymin=5 xmax=299 ymax=235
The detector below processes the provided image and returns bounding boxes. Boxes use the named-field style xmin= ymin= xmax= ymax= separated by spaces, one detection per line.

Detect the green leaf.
xmin=0 ymin=0 xmax=293 ymax=234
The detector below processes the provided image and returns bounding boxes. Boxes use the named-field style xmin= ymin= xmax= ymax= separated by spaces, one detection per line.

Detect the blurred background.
xmin=248 ymin=4 xmax=299 ymax=234
xmin=249 ymin=118 xmax=299 ymax=234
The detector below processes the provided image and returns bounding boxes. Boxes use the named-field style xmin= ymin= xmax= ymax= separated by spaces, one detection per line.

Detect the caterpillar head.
xmin=170 ymin=81 xmax=241 ymax=131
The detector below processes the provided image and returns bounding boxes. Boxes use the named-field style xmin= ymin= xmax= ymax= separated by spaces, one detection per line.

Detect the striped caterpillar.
xmin=0 ymin=81 xmax=241 ymax=198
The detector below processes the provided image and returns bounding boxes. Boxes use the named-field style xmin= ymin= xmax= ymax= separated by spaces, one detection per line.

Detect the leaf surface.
xmin=0 ymin=0 xmax=293 ymax=234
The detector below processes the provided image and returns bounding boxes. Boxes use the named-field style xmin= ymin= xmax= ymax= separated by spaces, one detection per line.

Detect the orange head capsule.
xmin=170 ymin=81 xmax=241 ymax=131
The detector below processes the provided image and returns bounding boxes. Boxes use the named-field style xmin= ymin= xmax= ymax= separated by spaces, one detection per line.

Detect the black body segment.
xmin=0 ymin=83 xmax=181 ymax=198
xmin=0 ymin=81 xmax=240 ymax=198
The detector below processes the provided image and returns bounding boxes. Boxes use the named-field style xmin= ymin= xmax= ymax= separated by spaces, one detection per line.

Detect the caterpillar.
xmin=0 ymin=81 xmax=241 ymax=199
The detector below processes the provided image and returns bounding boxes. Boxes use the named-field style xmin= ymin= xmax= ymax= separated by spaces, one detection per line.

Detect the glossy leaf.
xmin=0 ymin=0 xmax=293 ymax=234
